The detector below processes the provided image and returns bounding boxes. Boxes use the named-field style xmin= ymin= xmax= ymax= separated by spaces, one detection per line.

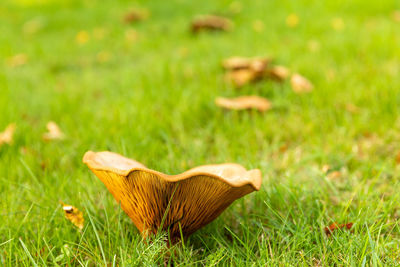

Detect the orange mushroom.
xmin=83 ymin=151 xmax=261 ymax=244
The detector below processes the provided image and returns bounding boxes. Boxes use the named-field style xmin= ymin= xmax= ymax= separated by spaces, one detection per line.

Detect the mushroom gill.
xmin=83 ymin=151 xmax=262 ymax=243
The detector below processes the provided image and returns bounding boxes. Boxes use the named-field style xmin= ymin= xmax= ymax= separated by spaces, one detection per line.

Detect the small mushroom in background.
xmin=191 ymin=15 xmax=233 ymax=33
xmin=222 ymin=56 xmax=291 ymax=87
xmin=83 ymin=151 xmax=262 ymax=245
xmin=215 ymin=96 xmax=272 ymax=112
xmin=123 ymin=8 xmax=149 ymax=23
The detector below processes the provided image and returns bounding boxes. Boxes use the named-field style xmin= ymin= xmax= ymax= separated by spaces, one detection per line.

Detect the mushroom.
xmin=83 ymin=151 xmax=262 ymax=244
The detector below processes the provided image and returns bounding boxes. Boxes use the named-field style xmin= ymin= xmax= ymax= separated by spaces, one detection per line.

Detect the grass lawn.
xmin=1 ymin=0 xmax=400 ymax=265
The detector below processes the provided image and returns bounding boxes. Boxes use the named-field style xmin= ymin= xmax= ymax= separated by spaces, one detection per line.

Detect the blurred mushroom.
xmin=191 ymin=15 xmax=233 ymax=33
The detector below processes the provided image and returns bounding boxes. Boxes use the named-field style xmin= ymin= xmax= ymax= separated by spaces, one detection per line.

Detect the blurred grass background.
xmin=1 ymin=0 xmax=400 ymax=265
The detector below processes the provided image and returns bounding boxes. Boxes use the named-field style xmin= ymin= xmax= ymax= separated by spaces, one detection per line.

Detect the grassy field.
xmin=1 ymin=0 xmax=400 ymax=265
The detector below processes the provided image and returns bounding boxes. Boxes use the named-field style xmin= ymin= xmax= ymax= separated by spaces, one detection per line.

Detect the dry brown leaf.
xmin=215 ymin=96 xmax=272 ymax=112
xmin=0 ymin=123 xmax=16 ymax=146
xmin=191 ymin=15 xmax=233 ymax=33
xmin=42 ymin=121 xmax=65 ymax=141
xmin=327 ymin=171 xmax=341 ymax=180
xmin=60 ymin=201 xmax=84 ymax=230
xmin=286 ymin=13 xmax=299 ymax=27
xmin=123 ymin=9 xmax=149 ymax=23
xmin=324 ymin=222 xmax=353 ymax=236
xmin=266 ymin=65 xmax=290 ymax=81
xmin=392 ymin=10 xmax=400 ymax=22
xmin=291 ymin=73 xmax=313 ymax=93
xmin=395 ymin=151 xmax=400 ymax=164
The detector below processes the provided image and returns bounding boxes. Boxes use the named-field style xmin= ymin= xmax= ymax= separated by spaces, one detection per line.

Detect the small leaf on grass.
xmin=286 ymin=13 xmax=299 ymax=28
xmin=42 ymin=121 xmax=65 ymax=141
xmin=215 ymin=96 xmax=272 ymax=112
xmin=0 ymin=123 xmax=16 ymax=146
xmin=123 ymin=9 xmax=149 ymax=24
xmin=6 ymin=54 xmax=28 ymax=68
xmin=345 ymin=103 xmax=360 ymax=114
xmin=290 ymin=73 xmax=313 ymax=93
xmin=191 ymin=15 xmax=233 ymax=33
xmin=75 ymin=30 xmax=89 ymax=45
xmin=331 ymin=17 xmax=345 ymax=31
xmin=324 ymin=222 xmax=353 ymax=236
xmin=60 ymin=202 xmax=84 ymax=230
xmin=395 ymin=151 xmax=400 ymax=164
xmin=327 ymin=171 xmax=341 ymax=180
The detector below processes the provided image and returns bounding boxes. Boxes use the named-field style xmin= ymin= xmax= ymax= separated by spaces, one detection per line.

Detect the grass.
xmin=1 ymin=0 xmax=400 ymax=265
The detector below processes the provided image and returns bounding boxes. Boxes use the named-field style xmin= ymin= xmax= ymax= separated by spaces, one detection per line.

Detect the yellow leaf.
xmin=331 ymin=17 xmax=345 ymax=31
xmin=290 ymin=73 xmax=313 ymax=93
xmin=42 ymin=121 xmax=65 ymax=141
xmin=6 ymin=54 xmax=28 ymax=68
xmin=392 ymin=10 xmax=400 ymax=22
xmin=252 ymin=20 xmax=264 ymax=32
xmin=215 ymin=96 xmax=272 ymax=112
xmin=60 ymin=201 xmax=84 ymax=230
xmin=286 ymin=13 xmax=299 ymax=28
xmin=0 ymin=123 xmax=16 ymax=146
xmin=75 ymin=30 xmax=89 ymax=45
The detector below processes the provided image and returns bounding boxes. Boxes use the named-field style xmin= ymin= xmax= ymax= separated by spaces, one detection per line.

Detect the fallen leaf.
xmin=92 ymin=27 xmax=107 ymax=40
xmin=290 ymin=73 xmax=313 ymax=93
xmin=60 ymin=201 xmax=84 ymax=230
xmin=75 ymin=30 xmax=89 ymax=45
xmin=395 ymin=151 xmax=400 ymax=164
xmin=327 ymin=171 xmax=341 ymax=180
xmin=123 ymin=9 xmax=149 ymax=23
xmin=0 ymin=123 xmax=16 ymax=146
xmin=266 ymin=65 xmax=290 ymax=81
xmin=42 ymin=121 xmax=65 ymax=141
xmin=96 ymin=51 xmax=111 ymax=63
xmin=22 ymin=18 xmax=43 ymax=35
xmin=191 ymin=15 xmax=233 ymax=33
xmin=321 ymin=164 xmax=331 ymax=173
xmin=308 ymin=40 xmax=320 ymax=52
xmin=6 ymin=54 xmax=28 ymax=68
xmin=286 ymin=13 xmax=299 ymax=27
xmin=324 ymin=222 xmax=353 ymax=236
xmin=252 ymin=19 xmax=264 ymax=32
xmin=125 ymin=28 xmax=138 ymax=42
xmin=345 ymin=103 xmax=360 ymax=114
xmin=331 ymin=17 xmax=345 ymax=31
xmin=392 ymin=10 xmax=400 ymax=22
xmin=215 ymin=96 xmax=272 ymax=112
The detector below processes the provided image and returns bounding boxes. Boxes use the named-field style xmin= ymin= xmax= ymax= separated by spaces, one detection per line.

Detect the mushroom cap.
xmin=83 ymin=151 xmax=262 ymax=242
